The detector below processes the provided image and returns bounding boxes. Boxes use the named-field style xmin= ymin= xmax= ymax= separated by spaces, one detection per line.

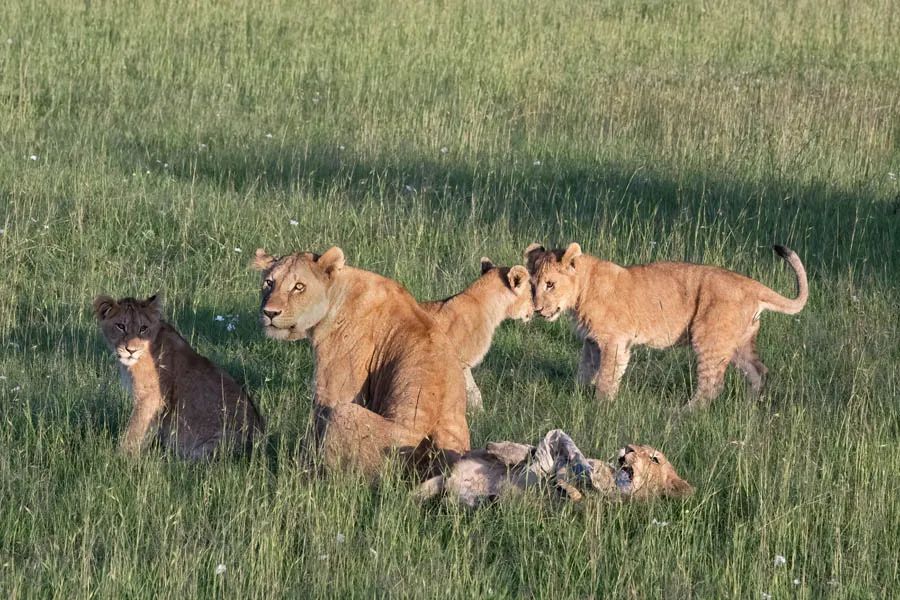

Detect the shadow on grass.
xmin=111 ymin=134 xmax=900 ymax=285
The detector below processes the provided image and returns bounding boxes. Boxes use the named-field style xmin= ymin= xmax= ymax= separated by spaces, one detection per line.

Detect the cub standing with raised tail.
xmin=93 ymin=295 xmax=265 ymax=459
xmin=420 ymin=258 xmax=534 ymax=410
xmin=252 ymin=247 xmax=470 ymax=480
xmin=525 ymin=243 xmax=808 ymax=408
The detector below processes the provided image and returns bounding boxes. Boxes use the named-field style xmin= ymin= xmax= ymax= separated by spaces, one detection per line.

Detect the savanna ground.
xmin=1 ymin=0 xmax=898 ymax=597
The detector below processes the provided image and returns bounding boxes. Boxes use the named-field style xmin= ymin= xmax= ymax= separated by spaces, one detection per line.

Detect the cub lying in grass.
xmin=415 ymin=429 xmax=692 ymax=508
xmin=93 ymin=294 xmax=264 ymax=459
xmin=526 ymin=243 xmax=808 ymax=408
xmin=420 ymin=258 xmax=533 ymax=410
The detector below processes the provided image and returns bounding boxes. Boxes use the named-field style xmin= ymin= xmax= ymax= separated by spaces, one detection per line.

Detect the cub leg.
xmin=463 ymin=367 xmax=484 ymax=411
xmin=686 ymin=349 xmax=733 ymax=409
xmin=576 ymin=339 xmax=601 ymax=386
xmin=317 ymin=403 xmax=427 ymax=479
xmin=731 ymin=338 xmax=768 ymax=395
xmin=119 ymin=396 xmax=164 ymax=456
xmin=594 ymin=341 xmax=631 ymax=400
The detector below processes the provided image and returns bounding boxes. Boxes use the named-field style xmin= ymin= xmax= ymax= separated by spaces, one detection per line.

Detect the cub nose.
xmin=263 ymin=309 xmax=281 ymax=320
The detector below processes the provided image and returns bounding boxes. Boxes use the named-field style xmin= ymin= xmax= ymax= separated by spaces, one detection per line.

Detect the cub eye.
xmin=293 ymin=282 xmax=306 ymax=293
xmin=650 ymin=455 xmax=660 ymax=464
xmin=263 ymin=279 xmax=275 ymax=289
xmin=139 ymin=325 xmax=148 ymax=334
xmin=546 ymin=281 xmax=555 ymax=290
xmin=116 ymin=323 xmax=126 ymax=332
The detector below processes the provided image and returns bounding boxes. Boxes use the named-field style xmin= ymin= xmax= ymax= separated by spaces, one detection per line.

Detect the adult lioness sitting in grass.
xmin=252 ymin=247 xmax=470 ymax=479
xmin=420 ymin=258 xmax=533 ymax=410
xmin=93 ymin=294 xmax=264 ymax=459
xmin=415 ymin=429 xmax=692 ymax=508
xmin=525 ymin=243 xmax=808 ymax=408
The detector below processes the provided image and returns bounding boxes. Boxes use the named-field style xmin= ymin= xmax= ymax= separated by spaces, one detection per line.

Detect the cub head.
xmin=524 ymin=242 xmax=582 ymax=322
xmin=251 ymin=246 xmax=345 ymax=341
xmin=613 ymin=444 xmax=694 ymax=500
xmin=93 ymin=294 xmax=163 ymax=367
xmin=480 ymin=257 xmax=534 ymax=322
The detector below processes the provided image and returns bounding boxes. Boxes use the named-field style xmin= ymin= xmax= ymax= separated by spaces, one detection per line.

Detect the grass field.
xmin=1 ymin=0 xmax=898 ymax=597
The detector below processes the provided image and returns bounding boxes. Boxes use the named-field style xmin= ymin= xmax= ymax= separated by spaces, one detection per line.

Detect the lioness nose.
xmin=263 ymin=309 xmax=281 ymax=320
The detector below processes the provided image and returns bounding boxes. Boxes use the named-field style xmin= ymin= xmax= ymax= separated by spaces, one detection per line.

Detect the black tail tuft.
xmin=773 ymin=244 xmax=792 ymax=259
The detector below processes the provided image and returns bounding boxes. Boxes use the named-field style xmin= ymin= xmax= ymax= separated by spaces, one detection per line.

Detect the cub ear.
xmin=665 ymin=476 xmax=695 ymax=498
xmin=524 ymin=243 xmax=546 ymax=272
xmin=506 ymin=265 xmax=530 ymax=294
xmin=561 ymin=242 xmax=582 ymax=271
xmin=480 ymin=257 xmax=495 ymax=274
xmin=252 ymin=248 xmax=277 ymax=271
xmin=144 ymin=294 xmax=163 ymax=316
xmin=92 ymin=295 xmax=117 ymax=320
xmin=317 ymin=246 xmax=345 ymax=276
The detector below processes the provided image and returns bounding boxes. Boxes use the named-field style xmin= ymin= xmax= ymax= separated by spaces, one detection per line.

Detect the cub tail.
xmin=758 ymin=245 xmax=809 ymax=315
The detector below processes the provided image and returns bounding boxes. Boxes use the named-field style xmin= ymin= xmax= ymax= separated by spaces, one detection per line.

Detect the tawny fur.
xmin=93 ymin=295 xmax=264 ymax=459
xmin=525 ymin=243 xmax=808 ymax=408
xmin=420 ymin=258 xmax=533 ymax=410
xmin=252 ymin=247 xmax=470 ymax=480
xmin=415 ymin=429 xmax=693 ymax=508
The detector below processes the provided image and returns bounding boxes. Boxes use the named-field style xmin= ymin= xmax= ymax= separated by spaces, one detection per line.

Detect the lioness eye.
xmin=650 ymin=455 xmax=660 ymax=464
xmin=116 ymin=323 xmax=126 ymax=332
xmin=139 ymin=325 xmax=148 ymax=334
xmin=264 ymin=279 xmax=274 ymax=289
xmin=293 ymin=282 xmax=305 ymax=293
xmin=546 ymin=281 xmax=555 ymax=290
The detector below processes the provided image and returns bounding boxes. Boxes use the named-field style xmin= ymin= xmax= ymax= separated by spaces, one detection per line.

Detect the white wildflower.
xmin=318 ymin=554 xmax=328 ymax=561
xmin=793 ymin=579 xmax=800 ymax=586
xmin=289 ymin=219 xmax=299 ymax=226
xmin=6 ymin=39 xmax=12 ymax=45
xmin=199 ymin=143 xmax=209 ymax=151
xmin=761 ymin=593 xmax=771 ymax=600
xmin=335 ymin=533 xmax=345 ymax=544
xmin=440 ymin=146 xmax=449 ymax=154
xmin=650 ymin=518 xmax=669 ymax=528
xmin=774 ymin=555 xmax=787 ymax=567
xmin=338 ymin=145 xmax=345 ymax=151
xmin=533 ymin=160 xmax=541 ymax=166
xmin=889 ymin=172 xmax=897 ymax=181
xmin=265 ymin=133 xmax=273 ymax=139
xmin=214 ymin=315 xmax=225 ymax=322
xmin=226 ymin=322 xmax=237 ymax=332
xmin=233 ymin=247 xmax=242 ymax=253
xmin=0 ymin=375 xmax=6 ymax=380
xmin=29 ymin=155 xmax=38 ymax=161
xmin=11 ymin=386 xmax=21 ymax=392
xmin=215 ymin=564 xmax=226 ymax=576
xmin=0 ymin=229 xmax=5 ymax=235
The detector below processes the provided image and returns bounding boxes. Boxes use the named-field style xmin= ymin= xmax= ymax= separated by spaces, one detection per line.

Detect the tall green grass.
xmin=1 ymin=0 xmax=898 ymax=597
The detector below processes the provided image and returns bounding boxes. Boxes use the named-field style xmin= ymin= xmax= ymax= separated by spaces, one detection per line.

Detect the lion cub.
xmin=415 ymin=429 xmax=693 ymax=508
xmin=94 ymin=294 xmax=264 ymax=459
xmin=526 ymin=243 xmax=808 ymax=408
xmin=420 ymin=258 xmax=533 ymax=410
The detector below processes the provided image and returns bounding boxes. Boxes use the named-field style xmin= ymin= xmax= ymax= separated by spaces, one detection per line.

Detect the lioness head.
xmin=93 ymin=295 xmax=163 ymax=367
xmin=524 ymin=242 xmax=582 ymax=322
xmin=611 ymin=444 xmax=694 ymax=500
xmin=480 ymin=257 xmax=534 ymax=322
xmin=251 ymin=247 xmax=345 ymax=341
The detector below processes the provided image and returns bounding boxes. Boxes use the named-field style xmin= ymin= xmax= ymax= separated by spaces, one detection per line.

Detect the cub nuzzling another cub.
xmin=526 ymin=243 xmax=808 ymax=408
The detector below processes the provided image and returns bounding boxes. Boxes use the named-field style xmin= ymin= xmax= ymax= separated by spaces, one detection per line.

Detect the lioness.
xmin=252 ymin=247 xmax=470 ymax=479
xmin=526 ymin=243 xmax=808 ymax=408
xmin=415 ymin=429 xmax=693 ymax=508
xmin=93 ymin=294 xmax=264 ymax=459
xmin=420 ymin=258 xmax=533 ymax=410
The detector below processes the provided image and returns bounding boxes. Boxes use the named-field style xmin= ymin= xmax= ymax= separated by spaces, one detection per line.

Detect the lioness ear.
xmin=480 ymin=257 xmax=495 ymax=274
xmin=252 ymin=248 xmax=276 ymax=271
xmin=92 ymin=295 xmax=117 ymax=320
xmin=317 ymin=246 xmax=345 ymax=276
xmin=561 ymin=242 xmax=582 ymax=271
xmin=665 ymin=476 xmax=694 ymax=498
xmin=507 ymin=265 xmax=529 ymax=294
